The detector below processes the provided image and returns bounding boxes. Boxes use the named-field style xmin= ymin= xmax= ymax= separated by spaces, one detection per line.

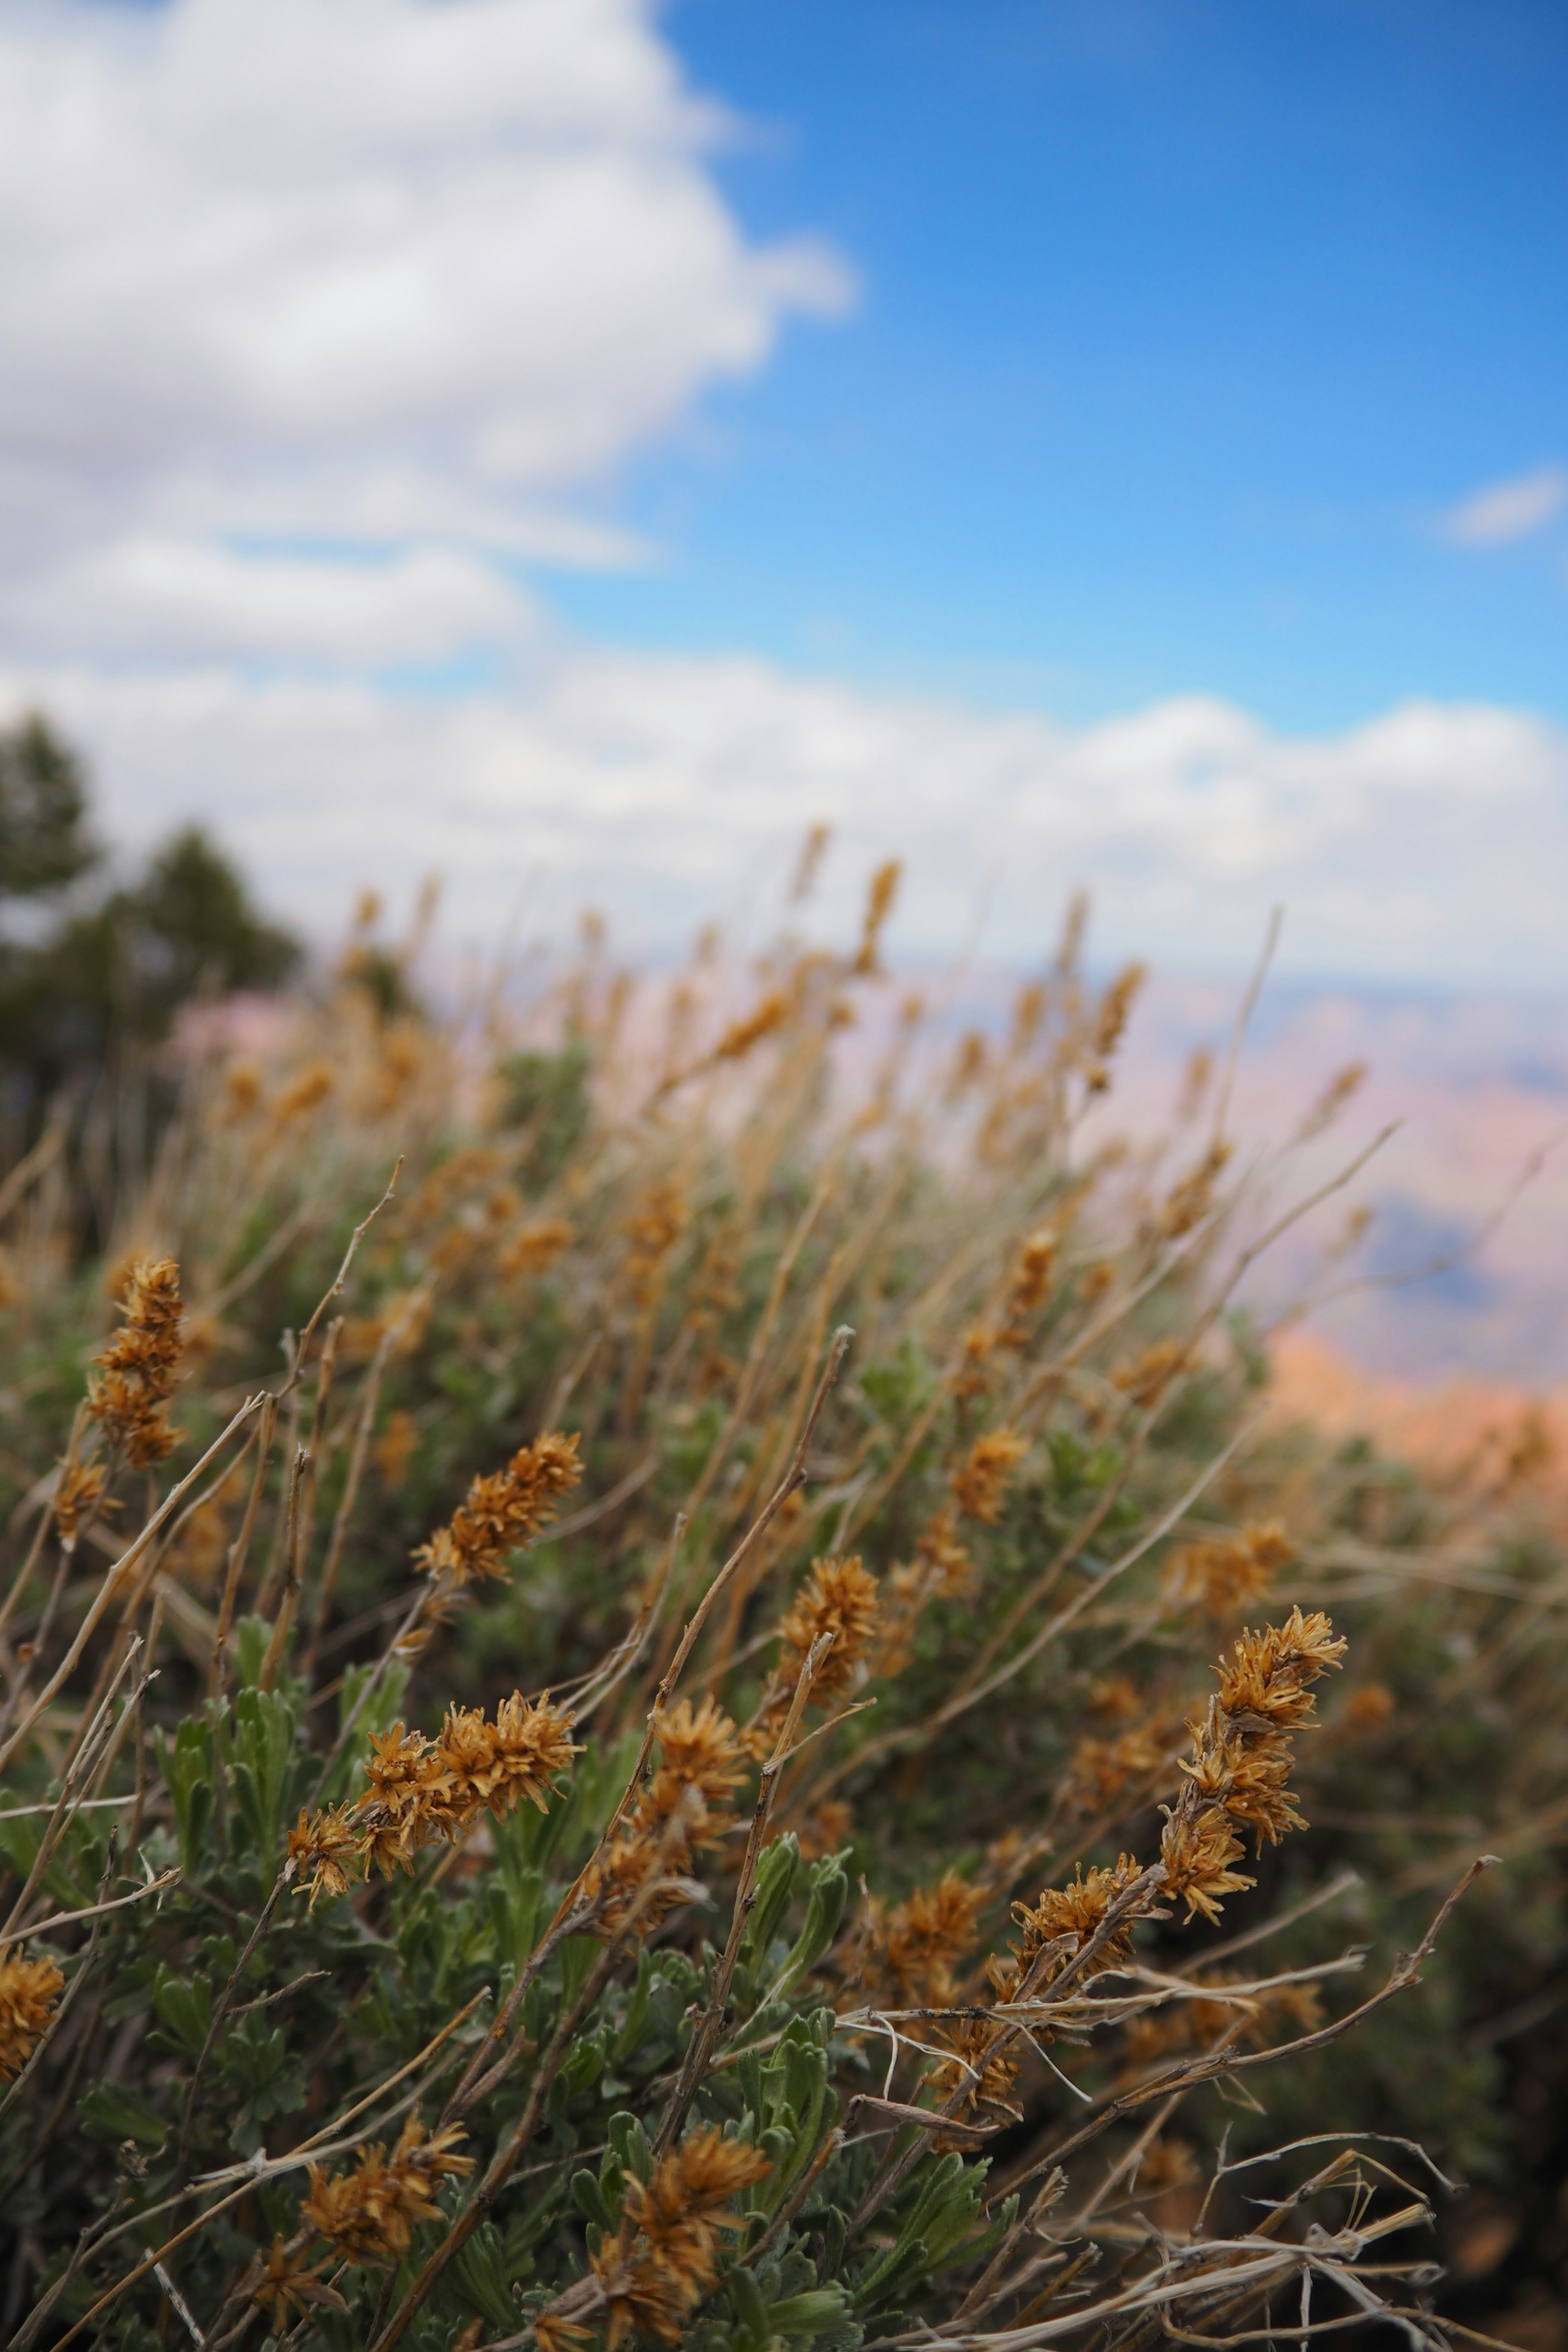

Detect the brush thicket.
xmin=0 ymin=870 xmax=1562 ymax=2350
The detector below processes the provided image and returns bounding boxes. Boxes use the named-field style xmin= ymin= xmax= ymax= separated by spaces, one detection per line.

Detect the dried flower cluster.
xmin=751 ymin=1552 xmax=880 ymax=1747
xmin=622 ymin=1183 xmax=689 ymax=1310
xmin=1162 ymin=1520 xmax=1294 ymax=1616
xmin=300 ymin=2116 xmax=473 ymax=2266
xmin=588 ymin=1697 xmax=746 ymax=1933
xmin=877 ymin=1429 xmax=1027 ymax=1673
xmin=852 ymin=857 xmax=902 ymax=977
xmin=51 ymin=1457 xmax=112 ymax=1549
xmin=1083 ymin=961 xmax=1146 ymax=1093
xmin=414 ymin=1432 xmax=582 ymax=1585
xmin=287 ymin=1691 xmax=579 ymax=1902
xmin=498 ymin=1215 xmax=575 ymax=1283
xmin=0 ymin=1946 xmax=63 ymax=2079
xmin=879 ymin=1869 xmax=986 ymax=2003
xmin=918 ymin=1610 xmax=1344 ymax=2127
xmin=949 ymin=1429 xmax=1029 ymax=1524
xmin=583 ymin=2127 xmax=771 ymax=2348
xmin=1160 ymin=1606 xmax=1348 ymax=1923
xmin=87 ymin=1255 xmax=185 ymax=1470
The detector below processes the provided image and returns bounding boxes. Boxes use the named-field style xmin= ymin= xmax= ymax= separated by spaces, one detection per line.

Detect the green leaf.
xmin=740 ymin=1833 xmax=800 ymax=1983
xmin=769 ymin=2286 xmax=854 ymax=2335
xmin=152 ymin=1964 xmax=212 ymax=2056
xmin=154 ymin=1714 xmax=214 ymax=1874
xmin=775 ymin=1855 xmax=848 ymax=1994
xmin=449 ymin=2221 xmax=523 ymax=2332
xmin=79 ymin=2080 xmax=168 ymax=2149
xmin=231 ymin=1684 xmax=300 ymax=1870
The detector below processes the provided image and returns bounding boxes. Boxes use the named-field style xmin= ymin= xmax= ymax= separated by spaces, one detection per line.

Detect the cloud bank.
xmin=7 ymin=654 xmax=1563 ymax=990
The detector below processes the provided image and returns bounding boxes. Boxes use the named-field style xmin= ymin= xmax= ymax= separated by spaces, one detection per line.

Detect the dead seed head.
xmin=414 ymin=1430 xmax=582 ymax=1584
xmin=951 ymin=1430 xmax=1028 ymax=1524
xmin=0 ymin=1946 xmax=64 ymax=2078
xmin=590 ymin=2126 xmax=770 ymax=2348
xmin=1163 ymin=1520 xmax=1293 ymax=1616
xmin=882 ymin=1869 xmax=985 ymax=2002
xmin=88 ymin=1254 xmax=185 ymax=1470
xmin=52 ymin=1456 xmax=114 ymax=1548
xmin=301 ymin=2115 xmax=473 ymax=2266
xmin=777 ymin=1553 xmax=880 ymax=1704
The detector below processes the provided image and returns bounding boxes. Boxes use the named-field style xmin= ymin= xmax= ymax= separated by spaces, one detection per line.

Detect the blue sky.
xmin=2 ymin=0 xmax=1568 ymax=985
xmin=552 ymin=0 xmax=1568 ymax=731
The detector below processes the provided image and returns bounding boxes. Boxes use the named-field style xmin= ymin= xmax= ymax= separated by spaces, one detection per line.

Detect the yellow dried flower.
xmin=498 ymin=1216 xmax=575 ymax=1281
xmin=248 ymin=2237 xmax=347 ymax=2330
xmin=711 ymin=989 xmax=791 ymax=1066
xmin=882 ymin=1870 xmax=985 ymax=2003
xmin=852 ymin=859 xmax=902 ymax=978
xmin=1008 ymin=1855 xmax=1145 ymax=1990
xmin=374 ymin=1406 xmax=418 ymax=1490
xmin=623 ymin=1183 xmax=688 ymax=1308
xmin=1159 ymin=1804 xmax=1254 ymax=1926
xmin=950 ymin=1430 xmax=1027 ymax=1524
xmin=301 ymin=2116 xmax=472 ymax=2266
xmin=588 ymin=1697 xmax=746 ymax=1934
xmin=0 ymin=1946 xmax=64 ymax=2078
xmin=1157 ymin=1142 xmax=1232 ymax=1241
xmin=414 ymin=1431 xmax=582 ymax=1585
xmin=1113 ymin=1340 xmax=1187 ymax=1410
xmin=590 ymin=2127 xmax=770 ymax=2349
xmin=52 ymin=1457 xmax=114 ymax=1549
xmin=1163 ymin=1520 xmax=1293 ymax=1616
xmin=1343 ymin=1681 xmax=1395 ymax=1733
xmin=287 ymin=1804 xmax=362 ymax=1910
xmin=88 ymin=1255 xmax=185 ymax=1470
xmin=435 ymin=1692 xmax=580 ymax=1823
xmin=775 ymin=1554 xmax=880 ymax=1706
xmin=1216 ymin=1606 xmax=1348 ymax=1729
xmin=271 ymin=1060 xmax=335 ymax=1126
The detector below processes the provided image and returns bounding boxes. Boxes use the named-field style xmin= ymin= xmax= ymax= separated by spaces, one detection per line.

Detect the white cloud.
xmin=7 ymin=650 xmax=1564 ymax=990
xmin=0 ymin=0 xmax=852 ymax=634
xmin=9 ymin=537 xmax=537 ymax=665
xmin=1440 ymin=465 xmax=1568 ymax=548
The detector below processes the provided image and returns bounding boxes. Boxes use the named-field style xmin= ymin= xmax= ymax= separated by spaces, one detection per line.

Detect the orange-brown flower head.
xmin=712 ymin=989 xmax=790 ymax=1067
xmin=1216 ymin=1606 xmax=1348 ymax=1730
xmin=776 ymin=1554 xmax=880 ymax=1705
xmin=1159 ymin=1804 xmax=1254 ymax=1926
xmin=498 ymin=1216 xmax=575 ymax=1282
xmin=0 ymin=1946 xmax=64 ymax=2078
xmin=414 ymin=1431 xmax=582 ymax=1585
xmin=436 ymin=1691 xmax=579 ymax=1822
xmin=1342 ymin=1681 xmax=1395 ymax=1733
xmin=1005 ymin=1227 xmax=1058 ymax=1327
xmin=52 ymin=1457 xmax=114 ymax=1550
xmin=950 ymin=1429 xmax=1028 ymax=1525
xmin=646 ymin=1695 xmax=746 ymax=1837
xmin=286 ymin=1804 xmax=362 ymax=1910
xmin=623 ymin=1183 xmax=688 ymax=1308
xmin=301 ymin=2116 xmax=472 ymax=2266
xmin=248 ymin=2239 xmax=347 ymax=2331
xmin=1009 ymin=1855 xmax=1146 ymax=1989
xmin=591 ymin=2127 xmax=770 ymax=2348
xmin=1163 ymin=1521 xmax=1293 ymax=1617
xmin=882 ymin=1870 xmax=985 ymax=2003
xmin=852 ymin=858 xmax=902 ymax=978
xmin=1113 ymin=1340 xmax=1187 ymax=1411
xmin=1157 ymin=1142 xmax=1233 ymax=1242
xmin=88 ymin=1255 xmax=185 ymax=1470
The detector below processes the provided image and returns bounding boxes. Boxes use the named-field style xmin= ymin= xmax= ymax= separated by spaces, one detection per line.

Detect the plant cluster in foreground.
xmin=0 ymin=865 xmax=1560 ymax=2349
